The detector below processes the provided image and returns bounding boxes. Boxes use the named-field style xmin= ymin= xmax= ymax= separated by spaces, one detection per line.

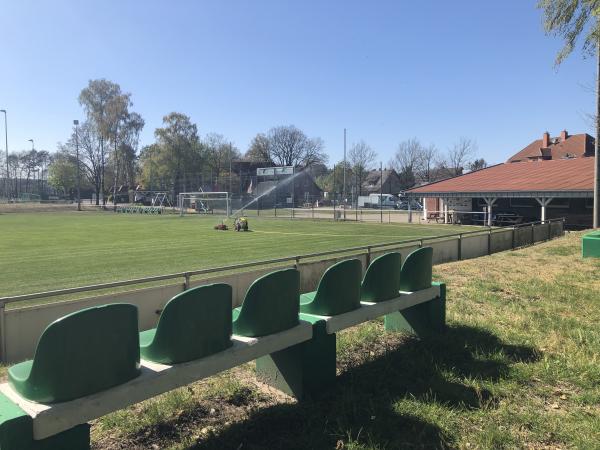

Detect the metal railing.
xmin=0 ymin=218 xmax=565 ymax=308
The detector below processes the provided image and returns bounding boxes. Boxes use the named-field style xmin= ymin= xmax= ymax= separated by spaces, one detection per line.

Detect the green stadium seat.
xmin=232 ymin=268 xmax=300 ymax=337
xmin=300 ymin=259 xmax=362 ymax=315
xmin=8 ymin=304 xmax=141 ymax=404
xmin=399 ymin=247 xmax=433 ymax=291
xmin=140 ymin=283 xmax=233 ymax=364
xmin=360 ymin=252 xmax=401 ymax=302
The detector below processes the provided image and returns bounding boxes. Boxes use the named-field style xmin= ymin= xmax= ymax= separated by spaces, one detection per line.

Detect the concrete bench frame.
xmin=0 ymin=274 xmax=445 ymax=450
xmin=254 ymin=283 xmax=445 ymax=399
xmin=0 ymin=323 xmax=312 ymax=448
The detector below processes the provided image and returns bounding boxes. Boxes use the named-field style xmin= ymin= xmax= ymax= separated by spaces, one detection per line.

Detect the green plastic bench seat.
xmin=233 ymin=268 xmax=300 ymax=337
xmin=299 ymin=258 xmax=362 ymax=316
xmin=8 ymin=304 xmax=140 ymax=404
xmin=360 ymin=252 xmax=402 ymax=302
xmin=140 ymin=283 xmax=233 ymax=365
xmin=399 ymin=247 xmax=433 ymax=291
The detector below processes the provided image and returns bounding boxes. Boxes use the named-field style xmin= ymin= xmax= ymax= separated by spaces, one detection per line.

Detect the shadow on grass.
xmin=183 ymin=325 xmax=540 ymax=450
xmin=99 ymin=325 xmax=539 ymax=450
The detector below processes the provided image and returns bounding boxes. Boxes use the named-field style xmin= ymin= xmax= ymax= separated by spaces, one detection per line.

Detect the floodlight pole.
xmin=74 ymin=120 xmax=81 ymax=211
xmin=343 ymin=128 xmax=346 ymax=207
xmin=0 ymin=110 xmax=8 ymax=199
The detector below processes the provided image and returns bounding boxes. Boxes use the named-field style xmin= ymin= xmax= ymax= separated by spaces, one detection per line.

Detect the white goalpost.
xmin=178 ymin=191 xmax=231 ymax=217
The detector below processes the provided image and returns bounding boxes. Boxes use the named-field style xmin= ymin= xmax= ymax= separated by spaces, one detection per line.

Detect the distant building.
xmin=252 ymin=168 xmax=323 ymax=207
xmin=405 ymin=130 xmax=596 ymax=228
xmin=361 ymin=169 xmax=402 ymax=195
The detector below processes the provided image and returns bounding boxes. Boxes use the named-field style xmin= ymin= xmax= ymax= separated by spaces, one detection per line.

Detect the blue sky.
xmin=0 ymin=0 xmax=595 ymax=166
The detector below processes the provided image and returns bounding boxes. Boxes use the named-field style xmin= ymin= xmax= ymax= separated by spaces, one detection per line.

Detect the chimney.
xmin=560 ymin=129 xmax=568 ymax=141
xmin=542 ymin=131 xmax=550 ymax=148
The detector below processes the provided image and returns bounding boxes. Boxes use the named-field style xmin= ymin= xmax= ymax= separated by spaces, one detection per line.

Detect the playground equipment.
xmin=134 ymin=191 xmax=172 ymax=207
xmin=0 ymin=248 xmax=444 ymax=450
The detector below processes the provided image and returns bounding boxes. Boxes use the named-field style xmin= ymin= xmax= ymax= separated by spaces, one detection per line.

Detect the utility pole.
xmin=380 ymin=162 xmax=383 ymax=223
xmin=343 ymin=128 xmax=346 ymax=207
xmin=0 ymin=110 xmax=8 ymax=199
xmin=594 ymin=38 xmax=600 ymax=228
xmin=229 ymin=142 xmax=233 ymax=195
xmin=74 ymin=120 xmax=81 ymax=211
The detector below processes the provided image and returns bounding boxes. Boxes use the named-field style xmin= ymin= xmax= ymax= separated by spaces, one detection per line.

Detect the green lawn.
xmin=90 ymin=231 xmax=600 ymax=450
xmin=0 ymin=212 xmax=468 ymax=298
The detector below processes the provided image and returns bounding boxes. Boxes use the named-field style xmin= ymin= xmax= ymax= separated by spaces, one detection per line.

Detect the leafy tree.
xmin=245 ymin=133 xmax=271 ymax=162
xmin=79 ymin=79 xmax=132 ymax=205
xmin=204 ymin=133 xmax=241 ymax=191
xmin=538 ymin=0 xmax=600 ymax=226
xmin=48 ymin=150 xmax=78 ymax=196
xmin=150 ymin=112 xmax=202 ymax=197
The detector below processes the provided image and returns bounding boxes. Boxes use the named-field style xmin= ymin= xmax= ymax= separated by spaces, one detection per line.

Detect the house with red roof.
xmin=405 ymin=130 xmax=595 ymax=228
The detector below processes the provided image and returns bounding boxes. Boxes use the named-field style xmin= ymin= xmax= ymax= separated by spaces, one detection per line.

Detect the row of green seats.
xmin=116 ymin=206 xmax=163 ymax=214
xmin=8 ymin=247 xmax=432 ymax=405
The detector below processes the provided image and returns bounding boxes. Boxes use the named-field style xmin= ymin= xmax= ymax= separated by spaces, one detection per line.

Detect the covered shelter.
xmin=404 ymin=157 xmax=594 ymax=228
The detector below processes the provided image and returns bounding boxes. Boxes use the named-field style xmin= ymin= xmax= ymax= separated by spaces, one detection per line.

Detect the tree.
xmin=391 ymin=138 xmax=425 ymax=190
xmin=79 ymin=79 xmax=131 ymax=205
xmin=468 ymin=158 xmax=488 ymax=172
xmin=538 ymin=0 xmax=600 ymax=227
xmin=348 ymin=140 xmax=377 ymax=196
xmin=266 ymin=125 xmax=328 ymax=167
xmin=444 ymin=137 xmax=477 ymax=177
xmin=245 ymin=133 xmax=271 ymax=162
xmin=419 ymin=144 xmax=438 ymax=183
xmin=48 ymin=150 xmax=78 ymax=197
xmin=204 ymin=133 xmax=241 ymax=191
xmin=151 ymin=112 xmax=202 ymax=197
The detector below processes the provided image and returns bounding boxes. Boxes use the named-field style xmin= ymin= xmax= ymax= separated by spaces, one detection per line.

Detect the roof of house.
xmin=406 ymin=157 xmax=595 ymax=198
xmin=508 ymin=133 xmax=594 ymax=162
xmin=362 ymin=169 xmax=398 ymax=188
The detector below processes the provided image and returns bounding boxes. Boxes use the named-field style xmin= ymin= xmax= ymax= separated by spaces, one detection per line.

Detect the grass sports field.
xmin=0 ymin=212 xmax=473 ymax=298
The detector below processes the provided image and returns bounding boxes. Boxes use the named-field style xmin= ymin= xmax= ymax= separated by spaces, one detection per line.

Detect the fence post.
xmin=294 ymin=256 xmax=300 ymax=269
xmin=0 ymin=302 xmax=5 ymax=363
xmin=457 ymin=234 xmax=462 ymax=261
xmin=488 ymin=229 xmax=492 ymax=255
xmin=183 ymin=273 xmax=191 ymax=291
xmin=512 ymin=226 xmax=516 ymax=249
xmin=418 ymin=239 xmax=423 ymax=248
xmin=531 ymin=223 xmax=535 ymax=244
xmin=547 ymin=220 xmax=551 ymax=241
xmin=366 ymin=246 xmax=372 ymax=267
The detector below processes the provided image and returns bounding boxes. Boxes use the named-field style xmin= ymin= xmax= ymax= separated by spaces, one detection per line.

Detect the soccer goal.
xmin=178 ymin=192 xmax=231 ymax=217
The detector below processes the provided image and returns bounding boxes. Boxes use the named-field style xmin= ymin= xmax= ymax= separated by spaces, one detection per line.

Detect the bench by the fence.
xmin=582 ymin=230 xmax=600 ymax=258
xmin=0 ymin=249 xmax=445 ymax=450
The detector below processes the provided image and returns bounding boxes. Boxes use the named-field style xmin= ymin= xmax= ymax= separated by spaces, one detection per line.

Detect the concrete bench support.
xmin=0 ymin=392 xmax=89 ymax=450
xmin=256 ymin=320 xmax=335 ymax=398
xmin=256 ymin=285 xmax=444 ymax=399
xmin=384 ymin=282 xmax=446 ymax=336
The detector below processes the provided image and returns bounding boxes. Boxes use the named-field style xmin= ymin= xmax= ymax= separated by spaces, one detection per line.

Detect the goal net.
xmin=178 ymin=192 xmax=230 ymax=217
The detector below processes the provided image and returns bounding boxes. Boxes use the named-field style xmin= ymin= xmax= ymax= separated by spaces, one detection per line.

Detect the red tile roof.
xmin=408 ymin=157 xmax=595 ymax=194
xmin=508 ymin=133 xmax=594 ymax=162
